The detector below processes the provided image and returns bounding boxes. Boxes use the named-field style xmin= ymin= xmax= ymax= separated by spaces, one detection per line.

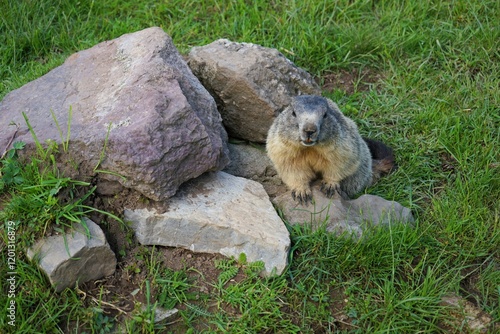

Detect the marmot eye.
xmin=323 ymin=112 xmax=328 ymax=119
xmin=292 ymin=111 xmax=296 ymax=117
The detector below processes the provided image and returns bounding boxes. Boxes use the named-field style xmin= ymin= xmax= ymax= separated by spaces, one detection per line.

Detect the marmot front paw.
xmin=320 ymin=181 xmax=341 ymax=198
xmin=291 ymin=189 xmax=312 ymax=205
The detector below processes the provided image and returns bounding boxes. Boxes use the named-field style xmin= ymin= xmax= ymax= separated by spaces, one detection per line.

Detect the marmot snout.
xmin=300 ymin=122 xmax=319 ymax=146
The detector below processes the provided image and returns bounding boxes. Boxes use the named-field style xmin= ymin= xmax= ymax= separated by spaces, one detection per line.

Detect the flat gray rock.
xmin=0 ymin=27 xmax=229 ymax=201
xmin=27 ymin=218 xmax=116 ymax=292
xmin=125 ymin=171 xmax=290 ymax=275
xmin=274 ymin=188 xmax=414 ymax=237
xmin=188 ymin=39 xmax=321 ymax=142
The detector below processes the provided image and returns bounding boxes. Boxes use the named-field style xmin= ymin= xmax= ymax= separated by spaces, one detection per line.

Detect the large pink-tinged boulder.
xmin=0 ymin=27 xmax=229 ymax=201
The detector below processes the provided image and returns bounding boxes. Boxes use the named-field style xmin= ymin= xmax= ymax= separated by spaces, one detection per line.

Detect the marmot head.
xmin=284 ymin=95 xmax=341 ymax=147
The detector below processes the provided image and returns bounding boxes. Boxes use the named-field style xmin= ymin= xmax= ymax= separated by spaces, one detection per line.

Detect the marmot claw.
xmin=292 ymin=189 xmax=312 ymax=205
xmin=320 ymin=182 xmax=340 ymax=198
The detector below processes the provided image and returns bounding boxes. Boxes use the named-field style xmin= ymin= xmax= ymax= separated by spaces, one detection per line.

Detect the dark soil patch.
xmin=439 ymin=152 xmax=458 ymax=174
xmin=329 ymin=286 xmax=355 ymax=331
xmin=322 ymin=67 xmax=384 ymax=94
xmin=428 ymin=152 xmax=459 ymax=198
xmin=0 ymin=192 xmax=9 ymax=212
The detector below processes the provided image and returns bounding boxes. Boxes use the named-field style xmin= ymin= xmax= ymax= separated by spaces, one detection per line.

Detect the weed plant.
xmin=1 ymin=0 xmax=499 ymax=333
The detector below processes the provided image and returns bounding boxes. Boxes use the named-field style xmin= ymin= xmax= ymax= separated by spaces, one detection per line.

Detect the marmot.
xmin=267 ymin=95 xmax=395 ymax=203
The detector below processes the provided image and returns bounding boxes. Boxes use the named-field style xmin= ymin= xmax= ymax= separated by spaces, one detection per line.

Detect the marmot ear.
xmin=326 ymin=98 xmax=341 ymax=113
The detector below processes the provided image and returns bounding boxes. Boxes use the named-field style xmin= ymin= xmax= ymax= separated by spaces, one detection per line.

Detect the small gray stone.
xmin=139 ymin=306 xmax=178 ymax=323
xmin=188 ymin=39 xmax=321 ymax=143
xmin=223 ymin=143 xmax=287 ymax=197
xmin=153 ymin=307 xmax=178 ymax=323
xmin=274 ymin=188 xmax=414 ymax=237
xmin=224 ymin=143 xmax=272 ymax=179
xmin=125 ymin=171 xmax=290 ymax=275
xmin=27 ymin=218 xmax=116 ymax=292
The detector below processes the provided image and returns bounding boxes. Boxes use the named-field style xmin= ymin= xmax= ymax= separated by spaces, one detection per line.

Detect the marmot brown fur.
xmin=266 ymin=95 xmax=395 ymax=203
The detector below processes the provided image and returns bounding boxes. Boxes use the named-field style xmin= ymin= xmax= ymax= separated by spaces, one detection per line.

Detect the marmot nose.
xmin=303 ymin=125 xmax=318 ymax=138
xmin=305 ymin=129 xmax=316 ymax=137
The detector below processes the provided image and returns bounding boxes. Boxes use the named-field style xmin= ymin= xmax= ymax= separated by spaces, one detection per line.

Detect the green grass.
xmin=1 ymin=0 xmax=499 ymax=333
